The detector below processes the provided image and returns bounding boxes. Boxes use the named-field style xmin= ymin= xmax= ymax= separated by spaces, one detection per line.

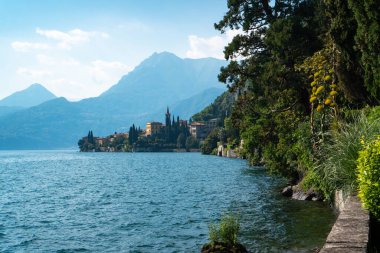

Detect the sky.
xmin=0 ymin=0 xmax=235 ymax=101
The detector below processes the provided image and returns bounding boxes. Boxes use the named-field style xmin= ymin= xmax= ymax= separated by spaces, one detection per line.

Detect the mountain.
xmin=0 ymin=83 xmax=56 ymax=108
xmin=0 ymin=106 xmax=24 ymax=118
xmin=191 ymin=90 xmax=236 ymax=122
xmin=134 ymin=87 xmax=226 ymax=125
xmin=0 ymin=52 xmax=226 ymax=149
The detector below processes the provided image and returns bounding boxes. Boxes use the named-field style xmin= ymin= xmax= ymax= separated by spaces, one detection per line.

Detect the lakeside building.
xmin=108 ymin=132 xmax=129 ymax=142
xmin=190 ymin=122 xmax=208 ymax=139
xmin=178 ymin=119 xmax=188 ymax=127
xmin=95 ymin=137 xmax=107 ymax=146
xmin=145 ymin=122 xmax=163 ymax=137
xmin=189 ymin=118 xmax=220 ymax=140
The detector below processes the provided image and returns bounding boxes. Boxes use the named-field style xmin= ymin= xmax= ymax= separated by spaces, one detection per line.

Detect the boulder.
xmin=281 ymin=186 xmax=293 ymax=197
xmin=201 ymin=242 xmax=248 ymax=253
xmin=290 ymin=185 xmax=322 ymax=201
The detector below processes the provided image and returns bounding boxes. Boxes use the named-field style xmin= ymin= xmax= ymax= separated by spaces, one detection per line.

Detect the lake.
xmin=0 ymin=151 xmax=335 ymax=252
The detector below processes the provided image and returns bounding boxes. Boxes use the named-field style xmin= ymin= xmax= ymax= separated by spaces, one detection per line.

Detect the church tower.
xmin=165 ymin=107 xmax=171 ymax=127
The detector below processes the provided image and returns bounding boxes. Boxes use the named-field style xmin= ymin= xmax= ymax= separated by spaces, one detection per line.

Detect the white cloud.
xmin=36 ymin=54 xmax=80 ymax=66
xmin=19 ymin=59 xmax=132 ymax=100
xmin=17 ymin=67 xmax=52 ymax=78
xmin=186 ymin=30 xmax=242 ymax=59
xmin=36 ymin=28 xmax=109 ymax=50
xmin=36 ymin=54 xmax=55 ymax=65
xmin=11 ymin=41 xmax=50 ymax=52
xmin=89 ymin=60 xmax=132 ymax=85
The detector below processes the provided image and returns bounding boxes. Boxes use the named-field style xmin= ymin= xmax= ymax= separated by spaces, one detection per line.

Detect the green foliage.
xmin=191 ymin=91 xmax=235 ymax=123
xmin=185 ymin=136 xmax=199 ymax=151
xmin=310 ymin=112 xmax=380 ymax=200
xmin=213 ymin=0 xmax=329 ymax=178
xmin=201 ymin=128 xmax=220 ymax=155
xmin=208 ymin=223 xmax=219 ymax=244
xmin=193 ymin=0 xmax=380 ymax=204
xmin=128 ymin=124 xmax=139 ymax=145
xmin=348 ymin=0 xmax=380 ymax=100
xmin=176 ymin=133 xmax=186 ymax=149
xmin=208 ymin=212 xmax=240 ymax=246
xmin=357 ymin=136 xmax=380 ymax=220
xmin=324 ymin=0 xmax=370 ymax=104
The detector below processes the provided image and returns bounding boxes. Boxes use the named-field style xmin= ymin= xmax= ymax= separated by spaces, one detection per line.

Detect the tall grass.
xmin=208 ymin=212 xmax=240 ymax=246
xmin=308 ymin=111 xmax=380 ymax=201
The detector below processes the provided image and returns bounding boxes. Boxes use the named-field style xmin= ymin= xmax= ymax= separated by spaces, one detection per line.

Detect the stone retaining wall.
xmin=320 ymin=195 xmax=369 ymax=253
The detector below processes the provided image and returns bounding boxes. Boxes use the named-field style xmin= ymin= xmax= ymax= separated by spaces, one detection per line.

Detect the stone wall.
xmin=320 ymin=195 xmax=369 ymax=253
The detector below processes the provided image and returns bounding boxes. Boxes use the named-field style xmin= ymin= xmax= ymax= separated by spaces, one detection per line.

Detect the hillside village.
xmin=78 ymin=107 xmax=220 ymax=152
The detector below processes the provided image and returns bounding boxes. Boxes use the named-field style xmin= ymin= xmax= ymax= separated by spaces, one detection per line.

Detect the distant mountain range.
xmin=0 ymin=83 xmax=56 ymax=118
xmin=0 ymin=83 xmax=56 ymax=108
xmin=0 ymin=52 xmax=226 ymax=149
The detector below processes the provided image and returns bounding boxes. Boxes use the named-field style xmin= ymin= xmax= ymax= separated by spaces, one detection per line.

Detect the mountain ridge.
xmin=0 ymin=52 xmax=226 ymax=149
xmin=0 ymin=83 xmax=57 ymax=108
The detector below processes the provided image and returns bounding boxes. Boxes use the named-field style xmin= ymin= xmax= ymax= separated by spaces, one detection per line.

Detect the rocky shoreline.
xmin=281 ymin=184 xmax=322 ymax=201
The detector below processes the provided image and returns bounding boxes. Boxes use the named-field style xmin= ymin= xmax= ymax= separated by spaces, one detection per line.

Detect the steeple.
xmin=165 ymin=106 xmax=171 ymax=127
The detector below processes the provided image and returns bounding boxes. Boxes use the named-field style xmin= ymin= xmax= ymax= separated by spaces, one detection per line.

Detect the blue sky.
xmin=0 ymin=0 xmax=234 ymax=100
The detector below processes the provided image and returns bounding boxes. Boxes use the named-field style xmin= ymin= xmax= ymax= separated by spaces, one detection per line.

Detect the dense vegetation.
xmin=197 ymin=0 xmax=380 ymax=215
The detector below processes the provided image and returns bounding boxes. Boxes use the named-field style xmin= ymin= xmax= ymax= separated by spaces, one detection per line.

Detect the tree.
xmin=201 ymin=129 xmax=220 ymax=155
xmin=177 ymin=133 xmax=186 ymax=149
xmin=185 ymin=136 xmax=199 ymax=151
xmin=348 ymin=0 xmax=380 ymax=101
xmin=214 ymin=0 xmax=328 ymax=175
xmin=87 ymin=130 xmax=94 ymax=144
xmin=128 ymin=124 xmax=138 ymax=145
xmin=324 ymin=0 xmax=372 ymax=104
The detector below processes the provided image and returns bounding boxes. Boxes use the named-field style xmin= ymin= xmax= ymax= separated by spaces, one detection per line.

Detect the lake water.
xmin=0 ymin=151 xmax=335 ymax=253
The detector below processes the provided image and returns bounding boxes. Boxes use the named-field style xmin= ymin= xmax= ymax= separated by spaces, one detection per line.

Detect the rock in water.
xmin=201 ymin=242 xmax=248 ymax=253
xmin=281 ymin=185 xmax=293 ymax=197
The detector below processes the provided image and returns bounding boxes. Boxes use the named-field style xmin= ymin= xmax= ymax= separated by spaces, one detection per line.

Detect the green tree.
xmin=177 ymin=133 xmax=186 ymax=149
xmin=185 ymin=136 xmax=199 ymax=151
xmin=348 ymin=0 xmax=380 ymax=101
xmin=201 ymin=129 xmax=220 ymax=155
xmin=215 ymin=0 xmax=327 ymax=176
xmin=324 ymin=0 xmax=370 ymax=104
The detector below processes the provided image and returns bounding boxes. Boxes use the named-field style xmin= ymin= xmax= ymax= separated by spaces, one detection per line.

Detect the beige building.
xmin=146 ymin=122 xmax=163 ymax=136
xmin=189 ymin=122 xmax=207 ymax=139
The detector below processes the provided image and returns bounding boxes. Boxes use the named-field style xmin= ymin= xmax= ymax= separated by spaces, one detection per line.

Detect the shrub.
xmin=310 ymin=111 xmax=380 ymax=201
xmin=357 ymin=136 xmax=380 ymax=220
xmin=208 ymin=223 xmax=220 ymax=243
xmin=208 ymin=212 xmax=240 ymax=246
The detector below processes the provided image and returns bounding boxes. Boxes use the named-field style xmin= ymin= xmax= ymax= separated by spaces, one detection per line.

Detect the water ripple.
xmin=0 ymin=151 xmax=335 ymax=252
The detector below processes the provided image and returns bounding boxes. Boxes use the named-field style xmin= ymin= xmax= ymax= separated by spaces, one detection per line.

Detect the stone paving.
xmin=320 ymin=196 xmax=369 ymax=253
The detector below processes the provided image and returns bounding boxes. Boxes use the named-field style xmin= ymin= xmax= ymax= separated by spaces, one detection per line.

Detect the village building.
xmin=145 ymin=122 xmax=163 ymax=137
xmin=189 ymin=122 xmax=208 ymax=139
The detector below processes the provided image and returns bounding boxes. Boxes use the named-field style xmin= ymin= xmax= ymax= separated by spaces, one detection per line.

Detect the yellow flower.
xmin=311 ymin=81 xmax=316 ymax=86
xmin=330 ymin=90 xmax=338 ymax=96
xmin=314 ymin=72 xmax=320 ymax=78
xmin=315 ymin=86 xmax=324 ymax=95
xmin=324 ymin=75 xmax=332 ymax=81
xmin=312 ymin=87 xmax=317 ymax=93
xmin=330 ymin=83 xmax=337 ymax=88
xmin=324 ymin=98 xmax=332 ymax=105
xmin=317 ymin=104 xmax=323 ymax=112
xmin=330 ymin=102 xmax=336 ymax=107
xmin=310 ymin=96 xmax=317 ymax=103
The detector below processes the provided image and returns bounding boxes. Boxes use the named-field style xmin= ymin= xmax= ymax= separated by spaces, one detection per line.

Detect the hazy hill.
xmin=0 ymin=52 xmax=226 ymax=149
xmin=0 ymin=83 xmax=56 ymax=108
